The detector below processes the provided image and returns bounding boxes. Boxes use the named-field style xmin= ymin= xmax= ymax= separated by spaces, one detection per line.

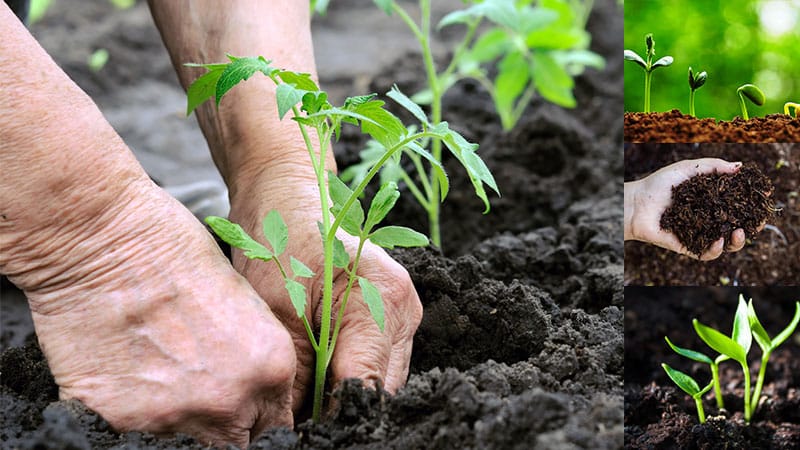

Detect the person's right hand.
xmin=624 ymin=158 xmax=761 ymax=261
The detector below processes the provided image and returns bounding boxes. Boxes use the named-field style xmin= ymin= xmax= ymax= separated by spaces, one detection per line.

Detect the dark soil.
xmin=659 ymin=164 xmax=777 ymax=257
xmin=625 ymin=143 xmax=800 ymax=286
xmin=624 ymin=287 xmax=800 ymax=450
xmin=0 ymin=0 xmax=623 ymax=449
xmin=624 ymin=110 xmax=800 ymax=143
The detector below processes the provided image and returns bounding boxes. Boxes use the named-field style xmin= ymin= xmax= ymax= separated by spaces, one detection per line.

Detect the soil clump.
xmin=624 ymin=110 xmax=800 ymax=143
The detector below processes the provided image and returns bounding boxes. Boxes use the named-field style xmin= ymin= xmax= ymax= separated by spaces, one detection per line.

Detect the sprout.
xmin=662 ymin=363 xmax=714 ymax=423
xmin=687 ymin=67 xmax=707 ymax=117
xmin=736 ymin=84 xmax=765 ymax=120
xmin=624 ymin=33 xmax=673 ymax=113
xmin=665 ymin=336 xmax=725 ymax=409
xmin=785 ymin=102 xmax=799 ymax=118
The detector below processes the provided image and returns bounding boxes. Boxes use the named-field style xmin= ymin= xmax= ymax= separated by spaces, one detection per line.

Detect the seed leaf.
xmin=739 ymin=84 xmax=766 ymax=106
xmin=651 ymin=56 xmax=673 ymax=69
xmin=732 ymin=296 xmax=753 ymax=354
xmin=662 ymin=363 xmax=702 ymax=397
xmin=665 ymin=336 xmax=713 ymax=364
xmin=328 ymin=171 xmax=364 ymax=237
xmin=358 ymin=277 xmax=385 ymax=332
xmin=693 ymin=319 xmax=747 ymax=364
xmin=623 ymin=50 xmax=646 ymax=69
xmin=185 ymin=63 xmax=227 ymax=115
xmin=365 ymin=182 xmax=400 ymax=232
xmin=285 ymin=279 xmax=307 ymax=318
xmin=262 ymin=210 xmax=288 ymax=256
xmin=747 ymin=297 xmax=772 ymax=352
xmin=290 ymin=256 xmax=314 ymax=278
xmin=333 ymin=237 xmax=350 ymax=269
xmin=205 ymin=216 xmax=273 ymax=262
xmin=215 ymin=56 xmax=274 ymax=105
xmin=369 ymin=226 xmax=429 ymax=249
xmin=772 ymin=302 xmax=800 ymax=349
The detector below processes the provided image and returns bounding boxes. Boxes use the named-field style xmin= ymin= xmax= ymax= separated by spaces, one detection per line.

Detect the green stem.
xmin=741 ymin=361 xmax=752 ymax=421
xmin=738 ymin=92 xmax=749 ymax=120
xmin=711 ymin=362 xmax=724 ymax=409
xmin=407 ymin=151 xmax=434 ymax=202
xmin=399 ymin=169 xmax=431 ymax=211
xmin=325 ymin=237 xmax=367 ymax=367
xmin=644 ymin=70 xmax=652 ymax=113
xmin=751 ymin=350 xmax=770 ymax=414
xmin=694 ymin=396 xmax=707 ymax=424
xmin=689 ymin=88 xmax=696 ymax=117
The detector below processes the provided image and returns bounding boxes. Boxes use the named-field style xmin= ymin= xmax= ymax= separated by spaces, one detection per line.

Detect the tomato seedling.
xmin=185 ymin=55 xmax=497 ymax=421
xmin=662 ymin=363 xmax=713 ymax=423
xmin=736 ymin=83 xmax=765 ymax=120
xmin=785 ymin=102 xmax=799 ymax=118
xmin=624 ymin=33 xmax=673 ymax=113
xmin=687 ymin=66 xmax=706 ymax=117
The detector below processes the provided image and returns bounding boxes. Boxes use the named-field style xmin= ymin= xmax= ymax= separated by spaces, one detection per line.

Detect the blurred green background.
xmin=624 ymin=0 xmax=800 ymax=120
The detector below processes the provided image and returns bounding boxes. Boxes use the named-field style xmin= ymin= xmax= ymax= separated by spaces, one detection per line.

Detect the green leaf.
xmin=732 ymin=296 xmax=753 ymax=354
xmin=373 ymin=0 xmax=393 ymax=15
xmin=495 ymin=50 xmax=530 ymax=117
xmin=333 ymin=237 xmax=350 ymax=269
xmin=284 ymin=279 xmax=307 ymax=318
xmin=275 ymin=83 xmax=305 ymax=119
xmin=276 ymin=70 xmax=319 ymax=91
xmin=404 ymin=141 xmax=450 ymax=201
xmin=747 ymin=297 xmax=772 ymax=352
xmin=358 ymin=277 xmax=385 ymax=332
xmin=662 ymin=363 xmax=702 ymax=397
xmin=469 ymin=28 xmax=509 ymax=64
xmin=651 ymin=56 xmax=674 ymax=69
xmin=387 ymin=85 xmax=429 ymax=126
xmin=215 ymin=56 xmax=274 ymax=105
xmin=301 ymin=91 xmax=329 ymax=115
xmin=369 ymin=226 xmax=429 ymax=249
xmin=738 ymin=84 xmax=766 ymax=106
xmin=348 ymin=101 xmax=407 ymax=149
xmin=262 ymin=210 xmax=288 ymax=256
xmin=290 ymin=257 xmax=314 ymax=278
xmin=772 ymin=302 xmax=800 ymax=349
xmin=693 ymin=319 xmax=747 ymax=364
xmin=623 ymin=50 xmax=646 ymax=69
xmin=532 ymin=52 xmax=576 ymax=108
xmin=328 ymin=171 xmax=364 ymax=237
xmin=441 ymin=129 xmax=498 ymax=213
xmin=186 ymin=64 xmax=227 ymax=116
xmin=205 ymin=216 xmax=273 ymax=262
xmin=365 ymin=182 xmax=400 ymax=232
xmin=665 ymin=337 xmax=713 ymax=364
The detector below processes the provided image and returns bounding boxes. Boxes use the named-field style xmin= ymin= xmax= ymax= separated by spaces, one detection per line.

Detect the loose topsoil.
xmin=624 ymin=110 xmax=800 ymax=143
xmin=0 ymin=0 xmax=623 ymax=449
xmin=659 ymin=163 xmax=776 ymax=257
xmin=625 ymin=287 xmax=800 ymax=449
xmin=625 ymin=143 xmax=800 ymax=286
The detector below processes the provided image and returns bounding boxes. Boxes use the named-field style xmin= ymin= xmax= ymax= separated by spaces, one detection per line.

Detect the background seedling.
xmin=736 ymin=83 xmax=765 ymax=120
xmin=624 ymin=33 xmax=673 ymax=112
xmin=687 ymin=66 xmax=706 ymax=117
xmin=664 ymin=336 xmax=725 ymax=409
xmin=785 ymin=102 xmax=799 ymax=118
xmin=186 ymin=55 xmax=496 ymax=421
xmin=661 ymin=363 xmax=713 ymax=423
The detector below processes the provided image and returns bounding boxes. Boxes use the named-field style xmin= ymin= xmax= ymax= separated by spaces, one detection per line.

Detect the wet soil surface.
xmin=660 ymin=164 xmax=776 ymax=257
xmin=624 ymin=143 xmax=800 ymax=286
xmin=624 ymin=287 xmax=800 ymax=449
xmin=1 ymin=0 xmax=623 ymax=449
xmin=624 ymin=110 xmax=800 ymax=143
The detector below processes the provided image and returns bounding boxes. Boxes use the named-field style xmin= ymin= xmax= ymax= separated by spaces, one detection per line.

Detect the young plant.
xmin=661 ymin=363 xmax=714 ymax=423
xmin=785 ymin=102 xmax=799 ymax=118
xmin=340 ymin=0 xmax=603 ymax=247
xmin=736 ymin=83 xmax=765 ymax=120
xmin=664 ymin=336 xmax=725 ymax=409
xmin=185 ymin=55 xmax=496 ymax=422
xmin=687 ymin=66 xmax=706 ymax=117
xmin=692 ymin=297 xmax=753 ymax=421
xmin=746 ymin=298 xmax=800 ymax=414
xmin=624 ymin=33 xmax=673 ymax=113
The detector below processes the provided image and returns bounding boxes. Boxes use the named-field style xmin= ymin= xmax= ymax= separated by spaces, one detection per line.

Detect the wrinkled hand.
xmin=228 ymin=163 xmax=423 ymax=414
xmin=624 ymin=158 xmax=763 ymax=260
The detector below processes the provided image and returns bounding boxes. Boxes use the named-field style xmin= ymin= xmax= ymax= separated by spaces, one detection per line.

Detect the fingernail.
xmin=733 ymin=161 xmax=742 ymax=168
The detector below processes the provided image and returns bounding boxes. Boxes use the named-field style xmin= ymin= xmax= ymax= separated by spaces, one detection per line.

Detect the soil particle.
xmin=659 ymin=163 xmax=777 ymax=256
xmin=624 ymin=110 xmax=800 ymax=143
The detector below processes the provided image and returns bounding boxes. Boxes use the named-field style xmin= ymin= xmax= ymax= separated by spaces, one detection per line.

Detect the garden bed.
xmin=0 ymin=0 xmax=623 ymax=448
xmin=624 ymin=287 xmax=800 ymax=449
xmin=624 ymin=143 xmax=800 ymax=286
xmin=624 ymin=110 xmax=800 ymax=143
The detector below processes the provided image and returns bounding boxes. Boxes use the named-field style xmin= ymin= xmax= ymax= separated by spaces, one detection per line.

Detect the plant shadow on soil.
xmin=625 ymin=143 xmax=800 ymax=286
xmin=624 ymin=287 xmax=800 ymax=450
xmin=0 ymin=0 xmax=623 ymax=448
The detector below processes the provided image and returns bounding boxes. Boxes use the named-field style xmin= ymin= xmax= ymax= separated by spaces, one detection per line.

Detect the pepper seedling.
xmin=746 ymin=297 xmax=800 ymax=414
xmin=624 ymin=33 xmax=673 ymax=113
xmin=736 ymin=83 xmax=765 ymax=120
xmin=785 ymin=102 xmax=799 ymax=118
xmin=687 ymin=66 xmax=707 ymax=117
xmin=662 ymin=363 xmax=714 ymax=423
xmin=664 ymin=336 xmax=725 ymax=409
xmin=185 ymin=55 xmax=496 ymax=422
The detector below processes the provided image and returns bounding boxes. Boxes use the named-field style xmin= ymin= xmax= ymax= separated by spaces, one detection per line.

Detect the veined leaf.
xmin=365 ymin=182 xmax=400 ymax=232
xmin=387 ymin=85 xmax=429 ymax=126
xmin=290 ymin=257 xmax=314 ymax=278
xmin=262 ymin=210 xmax=288 ymax=257
xmin=328 ymin=171 xmax=364 ymax=237
xmin=404 ymin=140 xmax=450 ymax=201
xmin=665 ymin=337 xmax=713 ymax=364
xmin=277 ymin=70 xmax=319 ymax=91
xmin=495 ymin=50 xmax=530 ymax=116
xmin=532 ymin=52 xmax=576 ymax=108
xmin=358 ymin=277 xmax=385 ymax=332
xmin=693 ymin=319 xmax=747 ymax=364
xmin=369 ymin=226 xmax=429 ymax=249
xmin=205 ymin=216 xmax=273 ymax=262
xmin=285 ymin=279 xmax=307 ymax=318
xmin=662 ymin=363 xmax=702 ymax=396
xmin=215 ymin=56 xmax=274 ymax=105
xmin=185 ymin=63 xmax=227 ymax=115
xmin=468 ymin=28 xmax=509 ymax=64
xmin=275 ymin=83 xmax=306 ymax=119
xmin=333 ymin=237 xmax=350 ymax=269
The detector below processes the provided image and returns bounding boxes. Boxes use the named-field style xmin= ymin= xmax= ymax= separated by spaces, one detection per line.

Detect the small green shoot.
xmin=736 ymin=84 xmax=765 ymax=120
xmin=687 ymin=66 xmax=706 ymax=117
xmin=88 ymin=49 xmax=109 ymax=72
xmin=661 ymin=363 xmax=713 ymax=423
xmin=665 ymin=336 xmax=725 ymax=409
xmin=785 ymin=102 xmax=799 ymax=118
xmin=624 ymin=33 xmax=673 ymax=113
xmin=187 ymin=55 xmax=496 ymax=421
xmin=746 ymin=297 xmax=800 ymax=414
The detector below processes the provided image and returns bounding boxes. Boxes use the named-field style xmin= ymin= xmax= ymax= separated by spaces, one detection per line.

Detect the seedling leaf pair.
xmin=623 ymin=33 xmax=673 ymax=112
xmin=737 ymin=84 xmax=765 ymax=120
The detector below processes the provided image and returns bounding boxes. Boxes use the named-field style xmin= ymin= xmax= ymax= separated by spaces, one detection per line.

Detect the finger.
xmin=700 ymin=237 xmax=725 ymax=261
xmin=680 ymin=158 xmax=742 ymax=177
xmin=384 ymin=334 xmax=414 ymax=394
xmin=726 ymin=229 xmax=746 ymax=252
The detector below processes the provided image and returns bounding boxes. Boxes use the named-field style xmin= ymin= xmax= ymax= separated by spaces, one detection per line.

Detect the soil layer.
xmin=624 ymin=110 xmax=800 ymax=143
xmin=624 ymin=287 xmax=800 ymax=449
xmin=659 ymin=164 xmax=776 ymax=256
xmin=1 ymin=0 xmax=623 ymax=448
xmin=625 ymin=143 xmax=800 ymax=286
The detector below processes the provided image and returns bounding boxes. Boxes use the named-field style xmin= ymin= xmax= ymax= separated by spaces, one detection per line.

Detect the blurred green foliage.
xmin=625 ymin=0 xmax=800 ymax=120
